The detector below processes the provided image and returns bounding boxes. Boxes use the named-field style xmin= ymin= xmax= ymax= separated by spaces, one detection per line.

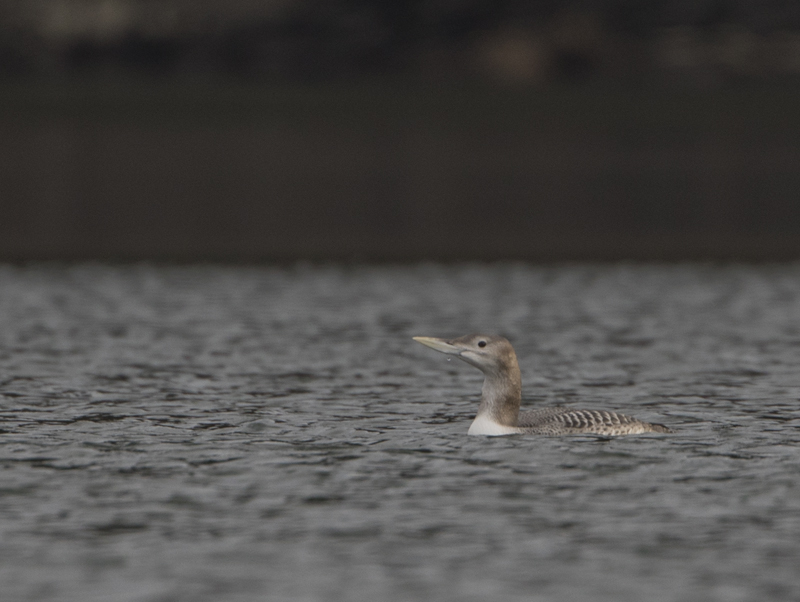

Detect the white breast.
xmin=467 ymin=414 xmax=522 ymax=436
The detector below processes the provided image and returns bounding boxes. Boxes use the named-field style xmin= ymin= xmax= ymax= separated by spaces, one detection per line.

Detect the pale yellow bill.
xmin=412 ymin=336 xmax=461 ymax=354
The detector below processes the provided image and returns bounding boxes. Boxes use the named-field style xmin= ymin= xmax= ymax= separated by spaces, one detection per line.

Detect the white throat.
xmin=467 ymin=414 xmax=521 ymax=436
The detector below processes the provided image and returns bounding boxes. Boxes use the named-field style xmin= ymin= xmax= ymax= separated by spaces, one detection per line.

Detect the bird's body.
xmin=413 ymin=334 xmax=672 ymax=437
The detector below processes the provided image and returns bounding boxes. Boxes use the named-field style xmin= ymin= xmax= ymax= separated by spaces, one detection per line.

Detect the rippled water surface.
xmin=2 ymin=263 xmax=800 ymax=602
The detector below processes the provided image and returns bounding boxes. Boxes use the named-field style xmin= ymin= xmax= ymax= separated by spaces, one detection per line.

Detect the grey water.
xmin=1 ymin=263 xmax=799 ymax=602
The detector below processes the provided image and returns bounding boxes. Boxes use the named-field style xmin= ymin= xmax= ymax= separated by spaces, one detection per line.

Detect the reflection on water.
xmin=1 ymin=263 xmax=799 ymax=601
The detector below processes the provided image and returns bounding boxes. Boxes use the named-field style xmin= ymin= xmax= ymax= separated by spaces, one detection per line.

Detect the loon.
xmin=413 ymin=334 xmax=672 ymax=436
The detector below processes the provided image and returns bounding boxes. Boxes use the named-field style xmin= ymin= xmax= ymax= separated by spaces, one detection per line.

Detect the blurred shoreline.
xmin=4 ymin=1 xmax=800 ymax=262
xmin=4 ymin=2 xmax=800 ymax=85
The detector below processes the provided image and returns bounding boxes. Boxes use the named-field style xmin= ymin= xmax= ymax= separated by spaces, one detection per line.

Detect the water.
xmin=1 ymin=263 xmax=799 ymax=602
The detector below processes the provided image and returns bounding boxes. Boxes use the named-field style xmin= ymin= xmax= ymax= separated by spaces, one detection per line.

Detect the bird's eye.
xmin=478 ymin=340 xmax=487 ymax=348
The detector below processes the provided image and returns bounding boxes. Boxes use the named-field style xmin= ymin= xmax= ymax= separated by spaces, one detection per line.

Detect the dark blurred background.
xmin=2 ymin=0 xmax=800 ymax=261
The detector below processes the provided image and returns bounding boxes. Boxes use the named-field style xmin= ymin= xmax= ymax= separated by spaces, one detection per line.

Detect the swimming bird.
xmin=413 ymin=334 xmax=672 ymax=436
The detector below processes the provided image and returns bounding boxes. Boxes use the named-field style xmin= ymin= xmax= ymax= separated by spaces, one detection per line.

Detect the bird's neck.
xmin=477 ymin=362 xmax=521 ymax=427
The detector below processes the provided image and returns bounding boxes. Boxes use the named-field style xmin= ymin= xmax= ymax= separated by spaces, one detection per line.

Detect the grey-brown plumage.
xmin=413 ymin=334 xmax=672 ymax=436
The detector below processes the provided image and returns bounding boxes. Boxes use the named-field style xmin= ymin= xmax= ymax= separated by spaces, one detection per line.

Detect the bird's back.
xmin=517 ymin=407 xmax=672 ymax=436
